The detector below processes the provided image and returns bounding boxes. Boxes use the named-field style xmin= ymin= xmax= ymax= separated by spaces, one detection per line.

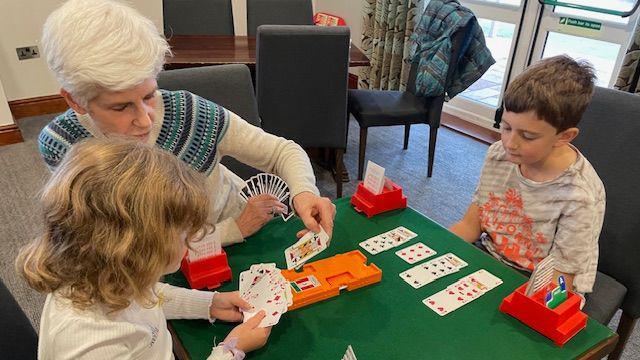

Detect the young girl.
xmin=17 ymin=138 xmax=271 ymax=359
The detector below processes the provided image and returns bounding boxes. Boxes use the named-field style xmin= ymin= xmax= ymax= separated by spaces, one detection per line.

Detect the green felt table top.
xmin=165 ymin=197 xmax=615 ymax=360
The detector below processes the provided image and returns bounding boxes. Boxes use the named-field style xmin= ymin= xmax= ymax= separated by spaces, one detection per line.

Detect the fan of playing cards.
xmin=239 ymin=173 xmax=295 ymax=221
xmin=239 ymin=263 xmax=293 ymax=328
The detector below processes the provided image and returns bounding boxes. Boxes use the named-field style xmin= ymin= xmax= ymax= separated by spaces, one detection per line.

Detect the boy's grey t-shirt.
xmin=473 ymin=141 xmax=605 ymax=293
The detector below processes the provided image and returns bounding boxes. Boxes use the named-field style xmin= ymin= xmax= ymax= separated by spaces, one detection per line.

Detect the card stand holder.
xmin=281 ymin=250 xmax=382 ymax=311
xmin=499 ymin=283 xmax=587 ymax=346
xmin=351 ymin=180 xmax=407 ymax=218
xmin=180 ymin=250 xmax=232 ymax=290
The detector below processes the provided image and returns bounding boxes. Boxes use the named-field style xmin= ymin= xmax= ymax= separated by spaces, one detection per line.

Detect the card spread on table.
xmin=399 ymin=253 xmax=467 ymax=289
xmin=395 ymin=242 xmax=436 ymax=264
xmin=238 ymin=173 xmax=294 ymax=221
xmin=422 ymin=269 xmax=503 ymax=316
xmin=363 ymin=160 xmax=385 ymax=195
xmin=359 ymin=226 xmax=418 ymax=255
xmin=284 ymin=227 xmax=330 ymax=269
xmin=239 ymin=263 xmax=292 ymax=327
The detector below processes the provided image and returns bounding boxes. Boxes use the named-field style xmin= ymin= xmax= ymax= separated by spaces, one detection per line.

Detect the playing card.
xmin=385 ymin=226 xmax=418 ymax=246
xmin=284 ymin=227 xmax=330 ymax=269
xmin=423 ymin=289 xmax=468 ymax=316
xmin=442 ymin=253 xmax=468 ymax=269
xmin=395 ymin=242 xmax=436 ymax=264
xmin=422 ymin=269 xmax=502 ymax=316
xmin=465 ymin=269 xmax=503 ymax=292
xmin=399 ymin=265 xmax=434 ymax=289
xmin=240 ymin=263 xmax=289 ymax=327
xmin=359 ymin=235 xmax=393 ymax=255
xmin=358 ymin=226 xmax=418 ymax=255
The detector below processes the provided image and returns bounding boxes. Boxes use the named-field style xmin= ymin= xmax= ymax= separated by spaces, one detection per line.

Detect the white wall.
xmin=0 ymin=79 xmax=13 ymax=126
xmin=315 ymin=0 xmax=363 ymax=49
xmin=0 ymin=0 xmax=163 ymax=103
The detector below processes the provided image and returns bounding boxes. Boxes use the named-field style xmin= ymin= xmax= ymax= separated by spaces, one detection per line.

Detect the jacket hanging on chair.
xmin=410 ymin=0 xmax=495 ymax=98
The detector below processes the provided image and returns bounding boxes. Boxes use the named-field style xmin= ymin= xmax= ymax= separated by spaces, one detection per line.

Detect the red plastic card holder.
xmin=500 ymin=283 xmax=587 ymax=346
xmin=351 ymin=179 xmax=407 ymax=218
xmin=180 ymin=250 xmax=232 ymax=290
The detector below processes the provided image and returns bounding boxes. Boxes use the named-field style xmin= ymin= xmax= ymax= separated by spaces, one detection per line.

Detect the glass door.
xmin=530 ymin=0 xmax=640 ymax=87
xmin=444 ymin=0 xmax=640 ymax=128
xmin=445 ymin=0 xmax=530 ymax=127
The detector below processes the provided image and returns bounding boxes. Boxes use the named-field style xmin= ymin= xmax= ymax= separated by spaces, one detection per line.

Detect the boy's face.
xmin=500 ymin=110 xmax=577 ymax=167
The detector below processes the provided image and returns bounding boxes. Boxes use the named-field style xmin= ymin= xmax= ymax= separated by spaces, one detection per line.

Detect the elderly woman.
xmin=38 ymin=0 xmax=335 ymax=245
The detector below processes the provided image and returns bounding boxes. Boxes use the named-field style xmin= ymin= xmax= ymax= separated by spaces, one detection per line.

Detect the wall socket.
xmin=16 ymin=46 xmax=40 ymax=60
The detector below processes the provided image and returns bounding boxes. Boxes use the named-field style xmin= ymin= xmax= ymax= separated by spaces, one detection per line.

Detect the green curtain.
xmin=358 ymin=0 xmax=425 ymax=91
xmin=615 ymin=22 xmax=640 ymax=94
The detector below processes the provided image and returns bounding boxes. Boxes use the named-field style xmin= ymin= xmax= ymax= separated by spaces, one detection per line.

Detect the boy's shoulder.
xmin=569 ymin=147 xmax=605 ymax=200
xmin=485 ymin=140 xmax=509 ymax=162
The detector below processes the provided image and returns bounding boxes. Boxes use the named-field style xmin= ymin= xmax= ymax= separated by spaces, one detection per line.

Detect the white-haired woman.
xmin=38 ymin=0 xmax=336 ymax=246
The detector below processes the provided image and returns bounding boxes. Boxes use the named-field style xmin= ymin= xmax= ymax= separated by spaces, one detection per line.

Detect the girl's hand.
xmin=224 ymin=311 xmax=272 ymax=353
xmin=210 ymin=291 xmax=252 ymax=322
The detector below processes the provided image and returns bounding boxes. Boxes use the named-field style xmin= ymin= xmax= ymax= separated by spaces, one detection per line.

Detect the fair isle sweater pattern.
xmin=38 ymin=90 xmax=229 ymax=175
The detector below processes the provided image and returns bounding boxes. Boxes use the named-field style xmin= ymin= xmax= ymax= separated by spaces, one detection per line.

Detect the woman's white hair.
xmin=42 ymin=0 xmax=170 ymax=107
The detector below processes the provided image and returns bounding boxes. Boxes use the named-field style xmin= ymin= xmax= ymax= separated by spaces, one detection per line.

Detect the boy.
xmin=450 ymin=55 xmax=605 ymax=295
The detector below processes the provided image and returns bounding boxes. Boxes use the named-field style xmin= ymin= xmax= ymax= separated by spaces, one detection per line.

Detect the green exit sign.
xmin=559 ymin=17 xmax=602 ymax=31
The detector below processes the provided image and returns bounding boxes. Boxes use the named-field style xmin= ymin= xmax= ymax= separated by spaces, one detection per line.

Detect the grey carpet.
xmin=1 ymin=113 xmax=637 ymax=359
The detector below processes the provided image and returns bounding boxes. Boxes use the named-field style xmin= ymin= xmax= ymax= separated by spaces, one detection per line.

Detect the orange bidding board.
xmin=280 ymin=250 xmax=382 ymax=311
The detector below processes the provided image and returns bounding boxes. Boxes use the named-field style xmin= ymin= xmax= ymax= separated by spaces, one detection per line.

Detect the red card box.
xmin=499 ymin=283 xmax=587 ymax=346
xmin=180 ymin=250 xmax=232 ymax=290
xmin=351 ymin=180 xmax=407 ymax=218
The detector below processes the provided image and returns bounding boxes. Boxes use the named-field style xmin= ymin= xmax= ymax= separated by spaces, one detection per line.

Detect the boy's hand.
xmin=225 ymin=311 xmax=272 ymax=353
xmin=449 ymin=203 xmax=482 ymax=243
xmin=210 ymin=291 xmax=252 ymax=322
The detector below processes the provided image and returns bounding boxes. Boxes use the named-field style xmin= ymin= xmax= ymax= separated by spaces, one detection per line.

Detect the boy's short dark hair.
xmin=503 ymin=55 xmax=596 ymax=132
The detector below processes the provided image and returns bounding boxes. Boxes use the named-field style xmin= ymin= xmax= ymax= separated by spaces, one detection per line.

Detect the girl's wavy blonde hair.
xmin=16 ymin=138 xmax=211 ymax=312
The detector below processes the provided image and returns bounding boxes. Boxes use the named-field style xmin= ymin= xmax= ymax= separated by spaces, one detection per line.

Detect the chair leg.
xmin=335 ymin=148 xmax=344 ymax=199
xmin=345 ymin=113 xmax=350 ymax=154
xmin=358 ymin=127 xmax=368 ymax=180
xmin=427 ymin=125 xmax=439 ymax=177
xmin=608 ymin=311 xmax=638 ymax=360
xmin=403 ymin=124 xmax=411 ymax=150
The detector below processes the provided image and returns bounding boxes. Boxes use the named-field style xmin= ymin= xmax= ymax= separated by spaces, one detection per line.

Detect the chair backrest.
xmin=157 ymin=64 xmax=261 ymax=179
xmin=163 ymin=0 xmax=234 ymax=36
xmin=572 ymin=86 xmax=640 ymax=318
xmin=247 ymin=0 xmax=313 ymax=37
xmin=256 ymin=25 xmax=350 ymax=149
xmin=0 ymin=280 xmax=37 ymax=359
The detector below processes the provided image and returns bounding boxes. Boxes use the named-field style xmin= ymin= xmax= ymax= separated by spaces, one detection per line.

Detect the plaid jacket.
xmin=410 ymin=0 xmax=495 ymax=98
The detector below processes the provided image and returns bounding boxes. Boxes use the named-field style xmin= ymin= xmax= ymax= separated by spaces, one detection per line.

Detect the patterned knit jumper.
xmin=38 ymin=90 xmax=228 ymax=175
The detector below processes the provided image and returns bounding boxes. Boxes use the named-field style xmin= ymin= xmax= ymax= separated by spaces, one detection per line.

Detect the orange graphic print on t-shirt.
xmin=479 ymin=188 xmax=548 ymax=270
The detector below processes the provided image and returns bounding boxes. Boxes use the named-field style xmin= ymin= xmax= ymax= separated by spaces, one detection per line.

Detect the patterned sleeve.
xmin=38 ymin=123 xmax=69 ymax=172
xmin=549 ymin=187 xmax=605 ymax=293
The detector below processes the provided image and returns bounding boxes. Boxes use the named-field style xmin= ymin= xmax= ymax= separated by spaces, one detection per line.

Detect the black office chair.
xmin=247 ymin=0 xmax=313 ymax=37
xmin=0 ymin=279 xmax=37 ymax=359
xmin=163 ymin=0 xmax=234 ymax=36
xmin=347 ymin=22 xmax=471 ymax=180
xmin=573 ymin=86 xmax=640 ymax=360
xmin=256 ymin=25 xmax=350 ymax=198
xmin=158 ymin=64 xmax=261 ymax=180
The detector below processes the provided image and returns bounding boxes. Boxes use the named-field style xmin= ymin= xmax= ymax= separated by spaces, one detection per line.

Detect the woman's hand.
xmin=235 ymin=194 xmax=287 ymax=238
